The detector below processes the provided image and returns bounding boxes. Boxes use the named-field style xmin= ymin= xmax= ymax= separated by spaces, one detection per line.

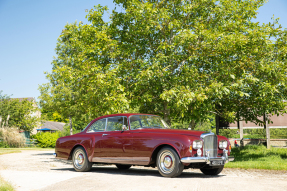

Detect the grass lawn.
xmin=0 ymin=176 xmax=15 ymax=191
xmin=225 ymin=144 xmax=287 ymax=170
xmin=0 ymin=147 xmax=54 ymax=155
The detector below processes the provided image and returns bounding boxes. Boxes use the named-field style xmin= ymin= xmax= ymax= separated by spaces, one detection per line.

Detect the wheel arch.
xmin=68 ymin=144 xmax=89 ymax=160
xmin=150 ymin=144 xmax=181 ymax=165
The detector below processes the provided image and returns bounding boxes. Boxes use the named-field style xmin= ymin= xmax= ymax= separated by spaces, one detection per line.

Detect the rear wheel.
xmin=116 ymin=164 xmax=131 ymax=170
xmin=200 ymin=165 xmax=224 ymax=175
xmin=72 ymin=147 xmax=93 ymax=172
xmin=156 ymin=147 xmax=184 ymax=177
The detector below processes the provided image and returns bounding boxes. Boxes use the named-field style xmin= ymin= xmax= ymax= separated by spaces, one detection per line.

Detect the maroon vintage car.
xmin=54 ymin=113 xmax=234 ymax=177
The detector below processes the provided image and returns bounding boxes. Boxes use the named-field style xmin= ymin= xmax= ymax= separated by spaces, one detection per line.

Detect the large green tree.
xmin=39 ymin=15 xmax=130 ymax=134
xmin=107 ymin=0 xmax=287 ymax=127
xmin=40 ymin=0 xmax=287 ymax=131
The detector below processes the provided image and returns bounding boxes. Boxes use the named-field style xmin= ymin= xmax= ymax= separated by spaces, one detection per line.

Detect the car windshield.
xmin=129 ymin=115 xmax=170 ymax=130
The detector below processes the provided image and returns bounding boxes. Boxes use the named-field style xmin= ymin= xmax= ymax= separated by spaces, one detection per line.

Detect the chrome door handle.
xmin=102 ymin=134 xmax=109 ymax=137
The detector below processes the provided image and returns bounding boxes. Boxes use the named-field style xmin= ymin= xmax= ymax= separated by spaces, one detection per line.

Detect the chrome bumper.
xmin=181 ymin=149 xmax=234 ymax=165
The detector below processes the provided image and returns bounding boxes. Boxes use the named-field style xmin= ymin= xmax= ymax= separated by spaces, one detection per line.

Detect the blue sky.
xmin=0 ymin=0 xmax=287 ymax=101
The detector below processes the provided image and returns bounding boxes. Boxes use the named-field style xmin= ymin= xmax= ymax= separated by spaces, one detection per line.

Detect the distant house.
xmin=228 ymin=113 xmax=287 ymax=129
xmin=37 ymin=121 xmax=66 ymax=133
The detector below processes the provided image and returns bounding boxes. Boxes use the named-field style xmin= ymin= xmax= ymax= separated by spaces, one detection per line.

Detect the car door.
xmin=98 ymin=116 xmax=133 ymax=161
xmin=86 ymin=118 xmax=107 ymax=156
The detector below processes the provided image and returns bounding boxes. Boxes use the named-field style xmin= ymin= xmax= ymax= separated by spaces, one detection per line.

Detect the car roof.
xmin=94 ymin=113 xmax=156 ymax=121
xmin=82 ymin=113 xmax=158 ymax=132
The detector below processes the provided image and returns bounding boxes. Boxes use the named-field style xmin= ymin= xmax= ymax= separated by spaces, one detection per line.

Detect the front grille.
xmin=202 ymin=134 xmax=217 ymax=157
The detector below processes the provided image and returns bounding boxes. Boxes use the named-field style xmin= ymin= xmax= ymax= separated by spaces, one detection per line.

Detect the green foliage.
xmin=40 ymin=0 xmax=287 ymax=128
xmin=0 ymin=176 xmax=15 ymax=191
xmin=0 ymin=91 xmax=40 ymax=132
xmin=226 ymin=144 xmax=287 ymax=170
xmin=270 ymin=128 xmax=287 ymax=139
xmin=0 ymin=127 xmax=25 ymax=148
xmin=32 ymin=132 xmax=60 ymax=148
xmin=41 ymin=109 xmax=68 ymax=123
xmin=32 ymin=127 xmax=82 ymax=148
xmin=219 ymin=128 xmax=287 ymax=139
xmin=59 ymin=125 xmax=82 ymax=137
xmin=219 ymin=129 xmax=239 ymax=138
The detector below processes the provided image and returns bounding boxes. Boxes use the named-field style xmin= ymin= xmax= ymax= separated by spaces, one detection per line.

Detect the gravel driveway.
xmin=0 ymin=150 xmax=287 ymax=191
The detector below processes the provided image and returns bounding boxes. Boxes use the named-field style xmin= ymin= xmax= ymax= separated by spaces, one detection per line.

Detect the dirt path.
xmin=0 ymin=150 xmax=287 ymax=191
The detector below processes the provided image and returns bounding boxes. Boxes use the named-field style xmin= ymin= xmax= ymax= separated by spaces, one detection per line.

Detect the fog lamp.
xmin=197 ymin=149 xmax=202 ymax=156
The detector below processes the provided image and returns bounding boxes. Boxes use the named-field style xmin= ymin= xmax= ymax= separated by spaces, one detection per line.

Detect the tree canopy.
xmin=0 ymin=91 xmax=40 ymax=132
xmin=40 ymin=0 xmax=287 ymax=130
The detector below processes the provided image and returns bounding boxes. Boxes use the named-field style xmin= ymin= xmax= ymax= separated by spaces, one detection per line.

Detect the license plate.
xmin=210 ymin=160 xmax=224 ymax=166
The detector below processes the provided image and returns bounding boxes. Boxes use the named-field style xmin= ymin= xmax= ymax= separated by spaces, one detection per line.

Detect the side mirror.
xmin=122 ymin=125 xmax=127 ymax=131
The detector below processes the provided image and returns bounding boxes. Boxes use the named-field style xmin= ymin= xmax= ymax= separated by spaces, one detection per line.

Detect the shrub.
xmin=32 ymin=132 xmax=60 ymax=148
xmin=0 ymin=127 xmax=25 ymax=148
xmin=219 ymin=129 xmax=238 ymax=138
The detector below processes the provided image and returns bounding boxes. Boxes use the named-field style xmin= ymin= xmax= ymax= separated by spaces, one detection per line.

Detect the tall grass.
xmin=0 ymin=176 xmax=15 ymax=191
xmin=0 ymin=127 xmax=25 ymax=148
xmin=226 ymin=144 xmax=287 ymax=170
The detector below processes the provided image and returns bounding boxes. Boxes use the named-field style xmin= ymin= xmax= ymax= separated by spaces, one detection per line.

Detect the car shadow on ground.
xmin=51 ymin=165 xmax=225 ymax=179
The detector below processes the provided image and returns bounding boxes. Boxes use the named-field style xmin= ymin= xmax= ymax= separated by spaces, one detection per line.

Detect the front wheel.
xmin=156 ymin=147 xmax=184 ymax=177
xmin=200 ymin=165 xmax=224 ymax=175
xmin=72 ymin=147 xmax=93 ymax=172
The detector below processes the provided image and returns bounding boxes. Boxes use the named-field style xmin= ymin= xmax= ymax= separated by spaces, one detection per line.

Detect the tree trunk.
xmin=69 ymin=116 xmax=73 ymax=135
xmin=238 ymin=120 xmax=244 ymax=147
xmin=264 ymin=113 xmax=271 ymax=149
xmin=215 ymin=115 xmax=219 ymax=135
xmin=188 ymin=120 xmax=196 ymax=130
xmin=0 ymin=116 xmax=2 ymax=128
xmin=163 ymin=102 xmax=171 ymax=126
xmin=6 ymin=115 xmax=10 ymax=126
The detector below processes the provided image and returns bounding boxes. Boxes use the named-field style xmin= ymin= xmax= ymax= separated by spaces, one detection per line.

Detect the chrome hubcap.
xmin=159 ymin=151 xmax=175 ymax=174
xmin=163 ymin=156 xmax=172 ymax=168
xmin=74 ymin=150 xmax=85 ymax=169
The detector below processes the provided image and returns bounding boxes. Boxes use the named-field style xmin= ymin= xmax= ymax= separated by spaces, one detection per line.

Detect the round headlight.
xmin=219 ymin=140 xmax=228 ymax=149
xmin=193 ymin=140 xmax=203 ymax=149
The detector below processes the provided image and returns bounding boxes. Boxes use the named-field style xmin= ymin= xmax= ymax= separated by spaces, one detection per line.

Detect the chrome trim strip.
xmin=200 ymin=132 xmax=215 ymax=139
xmin=92 ymin=157 xmax=150 ymax=165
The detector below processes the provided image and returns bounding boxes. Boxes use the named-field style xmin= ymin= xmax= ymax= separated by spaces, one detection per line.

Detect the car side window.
xmin=106 ymin=116 xmax=128 ymax=131
xmin=130 ymin=120 xmax=140 ymax=130
xmin=87 ymin=118 xmax=106 ymax=132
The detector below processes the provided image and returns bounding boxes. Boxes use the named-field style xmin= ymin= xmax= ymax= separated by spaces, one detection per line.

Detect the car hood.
xmin=132 ymin=128 xmax=208 ymax=138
